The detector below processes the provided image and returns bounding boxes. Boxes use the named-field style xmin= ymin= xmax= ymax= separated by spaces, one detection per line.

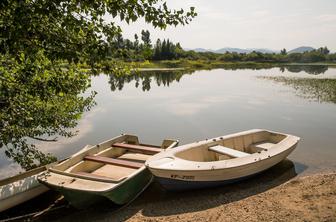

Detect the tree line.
xmin=107 ymin=30 xmax=336 ymax=63
xmin=107 ymin=30 xmax=185 ymax=61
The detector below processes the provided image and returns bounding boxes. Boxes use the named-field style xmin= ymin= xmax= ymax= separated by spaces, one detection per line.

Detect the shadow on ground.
xmin=32 ymin=159 xmax=306 ymax=222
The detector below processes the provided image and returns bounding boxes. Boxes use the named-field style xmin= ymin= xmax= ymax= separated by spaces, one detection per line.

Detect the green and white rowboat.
xmin=38 ymin=134 xmax=178 ymax=209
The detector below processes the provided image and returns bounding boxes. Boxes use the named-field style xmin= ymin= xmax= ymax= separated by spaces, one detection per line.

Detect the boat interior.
xmin=175 ymin=131 xmax=287 ymax=162
xmin=50 ymin=135 xmax=177 ymax=183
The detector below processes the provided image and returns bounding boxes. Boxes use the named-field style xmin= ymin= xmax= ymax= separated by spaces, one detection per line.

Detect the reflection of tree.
xmin=108 ymin=70 xmax=194 ymax=92
xmin=0 ymin=55 xmax=96 ymax=170
xmin=260 ymin=76 xmax=336 ymax=103
xmin=283 ymin=65 xmax=328 ymax=75
xmin=209 ymin=63 xmax=329 ymax=75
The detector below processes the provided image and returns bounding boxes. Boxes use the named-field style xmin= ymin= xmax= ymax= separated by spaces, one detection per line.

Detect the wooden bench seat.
xmin=113 ymin=143 xmax=163 ymax=155
xmin=84 ymin=155 xmax=143 ymax=169
xmin=74 ymin=171 xmax=122 ymax=182
xmin=250 ymin=142 xmax=275 ymax=150
xmin=209 ymin=145 xmax=250 ymax=158
xmin=249 ymin=142 xmax=275 ymax=152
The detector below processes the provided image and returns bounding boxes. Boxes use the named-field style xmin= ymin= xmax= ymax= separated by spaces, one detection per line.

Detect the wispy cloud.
xmin=36 ymin=107 xmax=105 ymax=153
xmin=316 ymin=14 xmax=336 ymax=22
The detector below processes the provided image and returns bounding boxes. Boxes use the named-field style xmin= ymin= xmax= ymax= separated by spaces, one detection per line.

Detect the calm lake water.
xmin=1 ymin=66 xmax=336 ymax=179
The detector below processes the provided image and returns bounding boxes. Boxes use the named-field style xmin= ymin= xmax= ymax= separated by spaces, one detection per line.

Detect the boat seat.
xmin=84 ymin=155 xmax=143 ymax=169
xmin=249 ymin=142 xmax=275 ymax=151
xmin=73 ymin=171 xmax=123 ymax=182
xmin=118 ymin=153 xmax=151 ymax=163
xmin=209 ymin=145 xmax=250 ymax=158
xmin=113 ymin=143 xmax=162 ymax=155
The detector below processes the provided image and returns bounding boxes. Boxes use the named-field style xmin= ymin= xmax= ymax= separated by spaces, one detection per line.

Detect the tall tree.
xmin=134 ymin=34 xmax=140 ymax=52
xmin=154 ymin=39 xmax=162 ymax=60
xmin=281 ymin=48 xmax=287 ymax=55
xmin=141 ymin=30 xmax=152 ymax=47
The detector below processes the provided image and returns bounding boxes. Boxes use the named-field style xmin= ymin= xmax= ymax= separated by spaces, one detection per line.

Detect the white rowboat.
xmin=145 ymin=129 xmax=300 ymax=191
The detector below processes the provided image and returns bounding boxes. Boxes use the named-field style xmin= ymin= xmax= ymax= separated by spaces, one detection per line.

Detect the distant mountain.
xmin=288 ymin=46 xmax=315 ymax=54
xmin=187 ymin=46 xmax=317 ymax=54
xmin=186 ymin=47 xmax=278 ymax=54
xmin=215 ymin=48 xmax=277 ymax=54
xmin=191 ymin=48 xmax=213 ymax=53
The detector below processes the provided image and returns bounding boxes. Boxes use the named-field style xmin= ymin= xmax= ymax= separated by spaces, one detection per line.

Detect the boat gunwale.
xmin=40 ymin=166 xmax=149 ymax=193
xmin=0 ymin=166 xmax=46 ymax=187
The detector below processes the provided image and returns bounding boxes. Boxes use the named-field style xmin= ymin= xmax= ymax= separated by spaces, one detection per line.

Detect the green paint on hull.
xmin=48 ymin=168 xmax=152 ymax=209
xmin=103 ymin=168 xmax=152 ymax=205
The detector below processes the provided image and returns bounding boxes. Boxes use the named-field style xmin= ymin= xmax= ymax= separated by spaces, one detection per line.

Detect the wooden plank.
xmin=48 ymin=168 xmax=124 ymax=183
xmin=139 ymin=143 xmax=161 ymax=148
xmin=113 ymin=143 xmax=162 ymax=155
xmin=84 ymin=155 xmax=143 ymax=169
xmin=74 ymin=172 xmax=119 ymax=181
xmin=209 ymin=145 xmax=249 ymax=158
xmin=250 ymin=142 xmax=274 ymax=151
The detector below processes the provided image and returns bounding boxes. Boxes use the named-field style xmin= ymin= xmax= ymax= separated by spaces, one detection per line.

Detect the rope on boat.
xmin=0 ymin=197 xmax=67 ymax=222
xmin=32 ymin=196 xmax=65 ymax=218
xmin=0 ymin=205 xmax=67 ymax=222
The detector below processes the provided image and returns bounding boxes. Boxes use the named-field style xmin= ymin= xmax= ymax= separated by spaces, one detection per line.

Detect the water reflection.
xmin=280 ymin=65 xmax=329 ymax=75
xmin=219 ymin=64 xmax=329 ymax=75
xmin=0 ymin=63 xmax=96 ymax=170
xmin=107 ymin=65 xmax=330 ymax=93
xmin=260 ymin=76 xmax=336 ymax=104
xmin=1 ymin=64 xmax=334 ymax=176
xmin=108 ymin=70 xmax=195 ymax=91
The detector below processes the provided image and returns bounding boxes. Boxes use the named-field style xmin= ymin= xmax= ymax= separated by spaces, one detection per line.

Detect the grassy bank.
xmin=59 ymin=59 xmax=336 ymax=74
xmin=133 ymin=60 xmax=281 ymax=70
xmin=131 ymin=59 xmax=336 ymax=70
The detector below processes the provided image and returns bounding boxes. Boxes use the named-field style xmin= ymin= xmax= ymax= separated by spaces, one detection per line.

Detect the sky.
xmin=114 ymin=0 xmax=336 ymax=51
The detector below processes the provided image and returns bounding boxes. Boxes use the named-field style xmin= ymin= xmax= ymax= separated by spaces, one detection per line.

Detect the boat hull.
xmin=155 ymin=173 xmax=260 ymax=191
xmin=148 ymin=134 xmax=298 ymax=191
xmin=0 ymin=185 xmax=48 ymax=212
xmin=0 ymin=165 xmax=53 ymax=212
xmin=42 ymin=168 xmax=152 ymax=209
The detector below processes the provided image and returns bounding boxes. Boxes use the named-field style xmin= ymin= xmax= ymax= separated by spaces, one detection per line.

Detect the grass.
xmin=259 ymin=76 xmax=336 ymax=104
xmin=132 ymin=59 xmax=284 ymax=70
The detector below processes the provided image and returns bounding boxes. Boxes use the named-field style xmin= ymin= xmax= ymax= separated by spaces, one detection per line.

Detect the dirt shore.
xmin=39 ymin=161 xmax=335 ymax=222
xmin=118 ymin=173 xmax=336 ymax=222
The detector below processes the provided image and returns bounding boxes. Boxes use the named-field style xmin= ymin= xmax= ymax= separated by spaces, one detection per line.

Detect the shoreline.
xmin=132 ymin=60 xmax=336 ymax=70
xmin=33 ymin=162 xmax=335 ymax=222
xmin=1 ymin=168 xmax=334 ymax=221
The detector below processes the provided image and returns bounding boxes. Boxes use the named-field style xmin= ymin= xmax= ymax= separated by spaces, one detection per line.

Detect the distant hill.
xmin=186 ymin=47 xmax=278 ymax=54
xmin=187 ymin=46 xmax=317 ymax=54
xmin=288 ymin=46 xmax=315 ymax=54
xmin=191 ymin=48 xmax=213 ymax=53
xmin=215 ymin=48 xmax=277 ymax=54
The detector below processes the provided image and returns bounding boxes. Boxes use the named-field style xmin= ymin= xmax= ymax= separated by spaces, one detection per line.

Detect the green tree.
xmin=281 ymin=48 xmax=287 ymax=55
xmin=0 ymin=0 xmax=196 ymax=169
xmin=134 ymin=34 xmax=140 ymax=52
xmin=141 ymin=30 xmax=152 ymax=47
xmin=154 ymin=39 xmax=162 ymax=60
